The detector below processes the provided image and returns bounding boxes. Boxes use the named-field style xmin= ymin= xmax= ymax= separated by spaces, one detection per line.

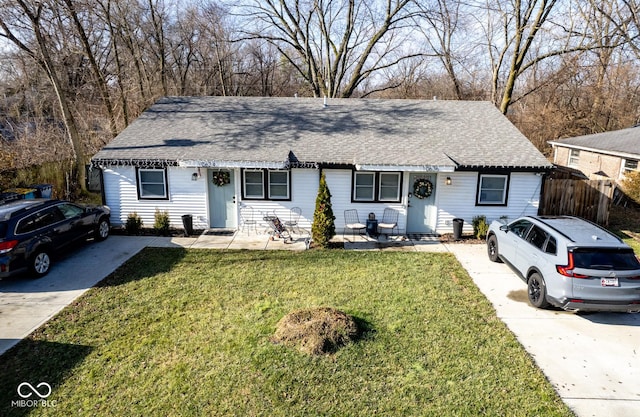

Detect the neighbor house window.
xmin=242 ymin=169 xmax=290 ymax=200
xmin=477 ymin=174 xmax=508 ymax=205
xmin=623 ymin=159 xmax=639 ymax=175
xmin=568 ymin=149 xmax=580 ymax=167
xmin=137 ymin=168 xmax=168 ymax=199
xmin=352 ymin=171 xmax=402 ymax=202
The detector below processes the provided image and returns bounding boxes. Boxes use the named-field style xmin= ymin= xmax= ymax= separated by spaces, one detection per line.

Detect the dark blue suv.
xmin=0 ymin=199 xmax=110 ymax=278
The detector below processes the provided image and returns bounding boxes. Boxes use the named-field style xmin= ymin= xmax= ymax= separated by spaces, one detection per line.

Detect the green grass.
xmin=0 ymin=249 xmax=573 ymax=416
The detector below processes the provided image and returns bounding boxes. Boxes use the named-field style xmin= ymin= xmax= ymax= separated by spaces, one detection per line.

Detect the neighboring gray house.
xmin=549 ymin=126 xmax=640 ymax=180
xmin=91 ymin=96 xmax=552 ymax=235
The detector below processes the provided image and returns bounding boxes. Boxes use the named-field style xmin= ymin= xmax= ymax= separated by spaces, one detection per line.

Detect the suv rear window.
xmin=573 ymin=248 xmax=640 ymax=270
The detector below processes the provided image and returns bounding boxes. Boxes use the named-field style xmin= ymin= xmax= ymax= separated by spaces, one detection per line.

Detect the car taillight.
xmin=0 ymin=240 xmax=18 ymax=254
xmin=556 ymin=252 xmax=589 ymax=278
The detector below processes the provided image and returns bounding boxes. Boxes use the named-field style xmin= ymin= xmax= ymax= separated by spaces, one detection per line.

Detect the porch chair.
xmin=239 ymin=206 xmax=257 ymax=235
xmin=284 ymin=207 xmax=302 ymax=234
xmin=343 ymin=209 xmax=366 ymax=241
xmin=378 ymin=208 xmax=399 ymax=239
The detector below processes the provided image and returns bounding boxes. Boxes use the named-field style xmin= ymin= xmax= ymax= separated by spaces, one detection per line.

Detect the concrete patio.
xmin=147 ymin=229 xmax=449 ymax=252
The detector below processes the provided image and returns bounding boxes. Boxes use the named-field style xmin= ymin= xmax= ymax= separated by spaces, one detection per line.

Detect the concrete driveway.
xmin=0 ymin=236 xmax=157 ymax=356
xmin=448 ymin=244 xmax=640 ymax=417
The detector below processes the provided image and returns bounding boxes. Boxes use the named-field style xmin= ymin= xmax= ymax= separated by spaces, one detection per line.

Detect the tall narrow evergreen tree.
xmin=311 ymin=172 xmax=336 ymax=248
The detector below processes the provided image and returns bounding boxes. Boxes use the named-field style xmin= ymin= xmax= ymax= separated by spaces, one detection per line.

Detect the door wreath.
xmin=413 ymin=178 xmax=433 ymax=199
xmin=212 ymin=171 xmax=231 ymax=186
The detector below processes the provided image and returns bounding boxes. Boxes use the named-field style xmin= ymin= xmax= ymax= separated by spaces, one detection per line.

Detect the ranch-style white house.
xmin=90 ymin=96 xmax=552 ymax=235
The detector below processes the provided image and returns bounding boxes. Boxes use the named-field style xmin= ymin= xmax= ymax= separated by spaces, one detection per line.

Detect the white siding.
xmin=103 ymin=165 xmax=543 ymax=236
xmin=325 ymin=169 xmax=406 ymax=232
xmin=435 ymin=172 xmax=542 ymax=234
xmin=240 ymin=169 xmax=319 ymax=230
xmin=103 ymin=166 xmax=208 ymax=229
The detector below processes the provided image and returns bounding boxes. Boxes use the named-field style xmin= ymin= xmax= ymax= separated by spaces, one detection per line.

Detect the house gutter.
xmin=548 ymin=141 xmax=640 ymax=161
xmin=178 ymin=160 xmax=288 ymax=169
xmin=355 ymin=164 xmax=456 ymax=172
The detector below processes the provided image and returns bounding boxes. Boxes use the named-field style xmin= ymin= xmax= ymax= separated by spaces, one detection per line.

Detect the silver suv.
xmin=487 ymin=215 xmax=640 ymax=312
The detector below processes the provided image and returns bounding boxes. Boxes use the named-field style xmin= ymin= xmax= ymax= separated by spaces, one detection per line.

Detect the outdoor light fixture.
xmin=446 ymin=177 xmax=452 ymax=185
xmin=191 ymin=172 xmax=199 ymax=181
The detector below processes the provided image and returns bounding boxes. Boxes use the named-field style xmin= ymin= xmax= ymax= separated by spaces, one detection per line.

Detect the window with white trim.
xmin=568 ymin=149 xmax=580 ymax=167
xmin=137 ymin=168 xmax=168 ymax=199
xmin=477 ymin=174 xmax=508 ymax=205
xmin=243 ymin=170 xmax=264 ymax=199
xmin=242 ymin=169 xmax=290 ymax=200
xmin=623 ymin=159 xmax=639 ymax=175
xmin=354 ymin=172 xmax=375 ymax=201
xmin=379 ymin=173 xmax=401 ymax=201
xmin=268 ymin=171 xmax=289 ymax=199
xmin=352 ymin=171 xmax=402 ymax=202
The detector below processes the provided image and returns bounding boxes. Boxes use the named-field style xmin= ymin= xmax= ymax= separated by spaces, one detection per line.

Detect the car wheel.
xmin=95 ymin=217 xmax=110 ymax=241
xmin=30 ymin=250 xmax=51 ymax=277
xmin=487 ymin=234 xmax=502 ymax=263
xmin=527 ymin=272 xmax=550 ymax=309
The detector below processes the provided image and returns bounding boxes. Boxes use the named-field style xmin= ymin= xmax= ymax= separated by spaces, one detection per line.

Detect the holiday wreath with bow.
xmin=212 ymin=171 xmax=231 ymax=186
xmin=413 ymin=178 xmax=433 ymax=199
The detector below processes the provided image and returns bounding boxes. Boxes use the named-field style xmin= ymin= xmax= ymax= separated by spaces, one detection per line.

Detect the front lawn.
xmin=0 ymin=249 xmax=573 ymax=416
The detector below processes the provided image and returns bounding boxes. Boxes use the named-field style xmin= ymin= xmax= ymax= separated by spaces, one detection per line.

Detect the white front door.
xmin=208 ymin=169 xmax=236 ymax=228
xmin=406 ymin=173 xmax=437 ymax=233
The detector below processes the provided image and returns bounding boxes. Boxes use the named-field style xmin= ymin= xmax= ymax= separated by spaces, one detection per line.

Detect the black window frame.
xmin=136 ymin=167 xmax=169 ymax=200
xmin=351 ymin=171 xmax=402 ymax=203
xmin=476 ymin=173 xmax=510 ymax=206
xmin=241 ymin=168 xmax=291 ymax=201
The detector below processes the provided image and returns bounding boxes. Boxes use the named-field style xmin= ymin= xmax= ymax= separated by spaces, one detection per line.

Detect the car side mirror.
xmin=500 ymin=225 xmax=509 ymax=233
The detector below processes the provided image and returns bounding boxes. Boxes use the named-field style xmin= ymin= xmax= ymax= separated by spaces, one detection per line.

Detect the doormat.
xmin=406 ymin=234 xmax=440 ymax=241
xmin=202 ymin=230 xmax=236 ymax=236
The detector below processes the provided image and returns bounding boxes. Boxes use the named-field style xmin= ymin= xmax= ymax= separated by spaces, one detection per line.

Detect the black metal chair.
xmin=343 ymin=209 xmax=366 ymax=241
xmin=378 ymin=208 xmax=399 ymax=239
xmin=284 ymin=207 xmax=302 ymax=234
xmin=239 ymin=206 xmax=257 ymax=235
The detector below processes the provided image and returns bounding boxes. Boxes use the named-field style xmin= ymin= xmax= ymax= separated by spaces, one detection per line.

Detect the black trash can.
xmin=182 ymin=214 xmax=194 ymax=236
xmin=31 ymin=184 xmax=53 ymax=199
xmin=452 ymin=218 xmax=464 ymax=240
xmin=366 ymin=219 xmax=379 ymax=238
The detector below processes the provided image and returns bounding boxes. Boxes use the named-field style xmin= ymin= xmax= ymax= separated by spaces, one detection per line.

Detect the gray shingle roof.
xmin=92 ymin=96 xmax=551 ymax=169
xmin=549 ymin=126 xmax=640 ymax=158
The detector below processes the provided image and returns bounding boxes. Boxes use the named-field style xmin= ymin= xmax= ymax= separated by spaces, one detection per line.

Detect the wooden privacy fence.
xmin=539 ymin=178 xmax=615 ymax=225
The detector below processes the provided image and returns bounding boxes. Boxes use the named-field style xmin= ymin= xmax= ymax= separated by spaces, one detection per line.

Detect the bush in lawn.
xmin=125 ymin=212 xmax=143 ymax=235
xmin=311 ymin=172 xmax=336 ymax=248
xmin=271 ymin=307 xmax=360 ymax=355
xmin=472 ymin=215 xmax=489 ymax=239
xmin=154 ymin=209 xmax=170 ymax=236
xmin=621 ymin=171 xmax=640 ymax=205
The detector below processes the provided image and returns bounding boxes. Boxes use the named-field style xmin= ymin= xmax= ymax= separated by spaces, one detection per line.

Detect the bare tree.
xmin=0 ymin=0 xmax=87 ymax=189
xmin=413 ymin=0 xmax=467 ymax=99
xmin=477 ymin=0 xmax=596 ymax=114
xmin=62 ymin=0 xmax=118 ymax=137
xmin=236 ymin=0 xmax=420 ymax=98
